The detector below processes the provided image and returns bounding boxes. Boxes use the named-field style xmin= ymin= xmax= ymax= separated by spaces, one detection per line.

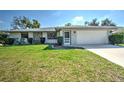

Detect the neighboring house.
xmin=0 ymin=26 xmax=118 ymax=46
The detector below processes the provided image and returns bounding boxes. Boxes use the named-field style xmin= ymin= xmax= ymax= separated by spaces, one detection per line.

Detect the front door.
xmin=64 ymin=31 xmax=70 ymax=46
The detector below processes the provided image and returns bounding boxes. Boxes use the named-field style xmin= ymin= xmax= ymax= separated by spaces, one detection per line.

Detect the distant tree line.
xmin=11 ymin=16 xmax=116 ymax=30
xmin=11 ymin=16 xmax=40 ymax=29
xmin=65 ymin=18 xmax=116 ymax=26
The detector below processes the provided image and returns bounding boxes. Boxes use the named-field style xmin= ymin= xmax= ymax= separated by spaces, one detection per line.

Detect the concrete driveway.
xmin=76 ymin=44 xmax=124 ymax=67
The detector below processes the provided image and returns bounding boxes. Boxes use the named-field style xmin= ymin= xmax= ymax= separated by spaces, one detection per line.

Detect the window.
xmin=21 ymin=32 xmax=28 ymax=38
xmin=47 ymin=32 xmax=57 ymax=39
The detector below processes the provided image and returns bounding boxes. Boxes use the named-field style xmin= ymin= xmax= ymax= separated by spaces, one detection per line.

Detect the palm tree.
xmin=32 ymin=19 xmax=40 ymax=28
xmin=101 ymin=18 xmax=116 ymax=26
xmin=65 ymin=23 xmax=72 ymax=26
xmin=89 ymin=18 xmax=99 ymax=26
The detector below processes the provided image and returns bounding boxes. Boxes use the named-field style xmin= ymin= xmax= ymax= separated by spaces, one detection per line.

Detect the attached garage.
xmin=76 ymin=30 xmax=109 ymax=44
xmin=60 ymin=26 xmax=118 ymax=46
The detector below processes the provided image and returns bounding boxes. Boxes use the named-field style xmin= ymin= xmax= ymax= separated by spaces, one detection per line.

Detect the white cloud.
xmin=73 ymin=16 xmax=84 ymax=21
xmin=71 ymin=16 xmax=84 ymax=25
xmin=59 ymin=16 xmax=84 ymax=26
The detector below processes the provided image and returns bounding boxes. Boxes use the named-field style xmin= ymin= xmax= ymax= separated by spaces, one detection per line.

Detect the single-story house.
xmin=0 ymin=26 xmax=118 ymax=46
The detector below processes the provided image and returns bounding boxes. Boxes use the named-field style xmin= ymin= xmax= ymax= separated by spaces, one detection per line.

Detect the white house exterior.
xmin=59 ymin=26 xmax=118 ymax=46
xmin=0 ymin=26 xmax=118 ymax=45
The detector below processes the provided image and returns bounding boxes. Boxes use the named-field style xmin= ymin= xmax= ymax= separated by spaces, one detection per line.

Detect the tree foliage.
xmin=11 ymin=16 xmax=40 ymax=29
xmin=0 ymin=32 xmax=8 ymax=45
xmin=84 ymin=21 xmax=89 ymax=26
xmin=88 ymin=18 xmax=99 ymax=26
xmin=32 ymin=19 xmax=40 ymax=28
xmin=11 ymin=16 xmax=21 ymax=29
xmin=21 ymin=16 xmax=32 ymax=29
xmin=109 ymin=34 xmax=123 ymax=44
xmin=65 ymin=23 xmax=72 ymax=26
xmin=101 ymin=18 xmax=116 ymax=26
xmin=84 ymin=18 xmax=116 ymax=26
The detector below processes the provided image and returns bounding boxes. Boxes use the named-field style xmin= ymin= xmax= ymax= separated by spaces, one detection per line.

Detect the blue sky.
xmin=0 ymin=10 xmax=124 ymax=29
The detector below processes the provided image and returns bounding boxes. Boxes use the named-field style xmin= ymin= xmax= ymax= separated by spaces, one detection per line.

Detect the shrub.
xmin=0 ymin=33 xmax=8 ymax=45
xmin=109 ymin=34 xmax=123 ymax=44
xmin=0 ymin=38 xmax=6 ymax=44
xmin=40 ymin=37 xmax=45 ymax=44
xmin=57 ymin=36 xmax=63 ymax=45
xmin=118 ymin=32 xmax=124 ymax=43
xmin=6 ymin=38 xmax=15 ymax=45
xmin=0 ymin=34 xmax=7 ymax=38
xmin=28 ymin=38 xmax=33 ymax=44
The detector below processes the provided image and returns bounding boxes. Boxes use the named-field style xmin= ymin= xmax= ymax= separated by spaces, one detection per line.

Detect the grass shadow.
xmin=43 ymin=44 xmax=84 ymax=51
xmin=43 ymin=44 xmax=53 ymax=50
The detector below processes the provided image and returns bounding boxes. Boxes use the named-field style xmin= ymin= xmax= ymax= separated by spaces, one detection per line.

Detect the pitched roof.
xmin=0 ymin=27 xmax=56 ymax=32
xmin=57 ymin=26 xmax=119 ymax=29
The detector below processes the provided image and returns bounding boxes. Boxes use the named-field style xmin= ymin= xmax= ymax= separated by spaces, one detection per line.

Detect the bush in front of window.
xmin=0 ymin=33 xmax=8 ymax=45
xmin=6 ymin=38 xmax=15 ymax=45
xmin=109 ymin=34 xmax=123 ymax=45
xmin=57 ymin=36 xmax=63 ymax=45
xmin=0 ymin=33 xmax=15 ymax=45
xmin=28 ymin=38 xmax=33 ymax=44
xmin=40 ymin=37 xmax=45 ymax=44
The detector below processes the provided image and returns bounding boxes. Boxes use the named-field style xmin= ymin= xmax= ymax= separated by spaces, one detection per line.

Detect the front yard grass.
xmin=118 ymin=44 xmax=124 ymax=47
xmin=0 ymin=45 xmax=124 ymax=81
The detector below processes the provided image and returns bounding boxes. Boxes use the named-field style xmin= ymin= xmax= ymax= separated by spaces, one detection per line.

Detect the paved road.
xmin=77 ymin=44 xmax=124 ymax=67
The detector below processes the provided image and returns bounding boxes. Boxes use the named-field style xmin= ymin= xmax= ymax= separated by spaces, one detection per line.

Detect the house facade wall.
xmin=8 ymin=32 xmax=57 ymax=44
xmin=59 ymin=31 xmax=63 ymax=36
xmin=71 ymin=30 xmax=77 ymax=45
xmin=28 ymin=32 xmax=33 ymax=38
xmin=8 ymin=32 xmax=21 ymax=39
xmin=6 ymin=27 xmax=113 ymax=45
xmin=8 ymin=32 xmax=22 ymax=44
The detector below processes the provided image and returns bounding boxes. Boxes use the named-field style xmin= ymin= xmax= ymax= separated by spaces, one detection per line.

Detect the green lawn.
xmin=0 ymin=45 xmax=124 ymax=82
xmin=118 ymin=44 xmax=124 ymax=47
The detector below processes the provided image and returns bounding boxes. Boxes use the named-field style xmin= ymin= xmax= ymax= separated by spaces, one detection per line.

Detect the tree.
xmin=11 ymin=16 xmax=40 ymax=29
xmin=11 ymin=16 xmax=21 ymax=29
xmin=32 ymin=19 xmax=40 ymax=28
xmin=101 ymin=18 xmax=116 ymax=26
xmin=65 ymin=23 xmax=72 ymax=26
xmin=21 ymin=16 xmax=32 ymax=29
xmin=89 ymin=18 xmax=99 ymax=26
xmin=84 ymin=21 xmax=89 ymax=26
xmin=0 ymin=32 xmax=8 ymax=45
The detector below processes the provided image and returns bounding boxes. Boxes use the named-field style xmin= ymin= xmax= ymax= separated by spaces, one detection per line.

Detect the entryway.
xmin=63 ymin=31 xmax=70 ymax=46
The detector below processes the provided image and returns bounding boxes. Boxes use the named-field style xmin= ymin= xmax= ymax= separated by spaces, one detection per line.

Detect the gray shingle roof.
xmin=0 ymin=26 xmax=121 ymax=32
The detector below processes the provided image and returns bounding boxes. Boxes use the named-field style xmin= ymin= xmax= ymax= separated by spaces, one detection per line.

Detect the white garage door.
xmin=76 ymin=31 xmax=108 ymax=44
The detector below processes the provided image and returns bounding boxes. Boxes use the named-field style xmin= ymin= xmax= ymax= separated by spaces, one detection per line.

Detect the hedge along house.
xmin=1 ymin=26 xmax=118 ymax=45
